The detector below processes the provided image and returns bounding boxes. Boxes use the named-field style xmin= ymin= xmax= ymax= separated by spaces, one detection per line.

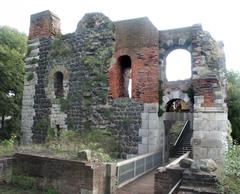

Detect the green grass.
xmin=0 ymin=184 xmax=41 ymax=194
xmin=13 ymin=129 xmax=119 ymax=162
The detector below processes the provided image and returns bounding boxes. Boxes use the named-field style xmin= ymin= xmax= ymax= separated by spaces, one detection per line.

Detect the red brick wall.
xmin=12 ymin=154 xmax=107 ymax=194
xmin=192 ymin=78 xmax=218 ymax=107
xmin=29 ymin=10 xmax=61 ymax=40
xmin=108 ymin=47 xmax=159 ymax=103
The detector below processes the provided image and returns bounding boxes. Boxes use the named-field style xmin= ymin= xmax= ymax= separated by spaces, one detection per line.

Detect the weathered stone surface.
xmin=22 ymin=10 xmax=229 ymax=163
xmin=77 ymin=150 xmax=92 ymax=161
xmin=190 ymin=159 xmax=218 ymax=173
xmin=13 ymin=153 xmax=107 ymax=194
xmin=179 ymin=158 xmax=193 ymax=168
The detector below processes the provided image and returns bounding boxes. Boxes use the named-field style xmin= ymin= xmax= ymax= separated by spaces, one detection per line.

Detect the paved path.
xmin=116 ymin=170 xmax=155 ymax=194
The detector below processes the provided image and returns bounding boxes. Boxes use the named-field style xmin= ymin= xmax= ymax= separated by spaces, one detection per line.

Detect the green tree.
xmin=0 ymin=26 xmax=27 ymax=139
xmin=226 ymin=70 xmax=240 ymax=142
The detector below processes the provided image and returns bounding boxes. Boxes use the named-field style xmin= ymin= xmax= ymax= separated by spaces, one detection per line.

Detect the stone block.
xmin=141 ymin=113 xmax=149 ymax=120
xmin=142 ymin=137 xmax=148 ymax=144
xmin=148 ymin=137 xmax=159 ymax=145
xmin=201 ymin=138 xmax=225 ymax=148
xmin=139 ymin=128 xmax=148 ymax=136
xmin=138 ymin=144 xmax=148 ymax=154
xmin=148 ymin=144 xmax=159 ymax=152
xmin=149 ymin=113 xmax=158 ymax=120
xmin=192 ymin=147 xmax=207 ymax=160
xmin=77 ymin=150 xmax=91 ymax=161
xmin=141 ymin=119 xmax=149 ymax=129
xmin=148 ymin=130 xmax=159 ymax=137
xmin=149 ymin=119 xmax=159 ymax=129
xmin=207 ymin=147 xmax=227 ymax=163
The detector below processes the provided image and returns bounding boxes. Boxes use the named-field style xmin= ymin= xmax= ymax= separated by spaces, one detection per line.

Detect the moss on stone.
xmin=11 ymin=175 xmax=37 ymax=190
xmin=26 ymin=72 xmax=34 ymax=81
xmin=158 ymin=80 xmax=164 ymax=117
xmin=30 ymin=58 xmax=38 ymax=64
xmin=49 ymin=37 xmax=71 ymax=57
xmin=59 ymin=98 xmax=70 ymax=112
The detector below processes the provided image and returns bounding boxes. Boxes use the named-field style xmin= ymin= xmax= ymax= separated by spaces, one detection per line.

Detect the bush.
xmin=218 ymin=142 xmax=240 ymax=193
xmin=0 ymin=134 xmax=16 ymax=156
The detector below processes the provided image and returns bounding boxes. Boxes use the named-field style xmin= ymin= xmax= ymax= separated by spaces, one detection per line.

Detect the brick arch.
xmin=159 ymin=38 xmax=192 ymax=81
xmin=108 ymin=49 xmax=159 ymax=103
xmin=162 ymin=90 xmax=190 ymax=110
xmin=108 ymin=54 xmax=133 ymax=99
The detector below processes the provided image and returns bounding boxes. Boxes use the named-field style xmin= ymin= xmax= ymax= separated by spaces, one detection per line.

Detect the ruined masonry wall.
xmin=21 ymin=10 xmax=229 ymax=163
xmin=191 ymin=26 xmax=228 ymax=164
xmin=22 ymin=11 xmax=144 ymax=157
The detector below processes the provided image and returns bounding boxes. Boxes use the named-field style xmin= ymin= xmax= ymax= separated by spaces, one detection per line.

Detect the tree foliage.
xmin=226 ymin=70 xmax=240 ymax=141
xmin=0 ymin=26 xmax=27 ymax=138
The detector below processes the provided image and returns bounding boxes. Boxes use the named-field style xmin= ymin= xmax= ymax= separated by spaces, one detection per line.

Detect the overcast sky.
xmin=1 ymin=0 xmax=239 ymax=75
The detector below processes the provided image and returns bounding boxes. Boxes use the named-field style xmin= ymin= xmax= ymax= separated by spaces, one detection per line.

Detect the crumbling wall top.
xmin=29 ymin=10 xmax=61 ymax=40
xmin=114 ymin=17 xmax=159 ymax=50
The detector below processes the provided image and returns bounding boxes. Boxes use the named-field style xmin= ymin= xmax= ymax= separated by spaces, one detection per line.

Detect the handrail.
xmin=173 ymin=121 xmax=189 ymax=147
xmin=116 ymin=151 xmax=159 ymax=167
xmin=168 ymin=179 xmax=182 ymax=194
xmin=166 ymin=152 xmax=189 ymax=168
xmin=116 ymin=151 xmax=162 ymax=188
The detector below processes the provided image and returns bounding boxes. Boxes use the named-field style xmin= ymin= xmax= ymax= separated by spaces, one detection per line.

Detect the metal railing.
xmin=173 ymin=121 xmax=190 ymax=147
xmin=167 ymin=152 xmax=189 ymax=194
xmin=116 ymin=151 xmax=162 ymax=188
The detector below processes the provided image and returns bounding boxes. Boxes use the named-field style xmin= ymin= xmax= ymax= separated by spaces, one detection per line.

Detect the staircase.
xmin=177 ymin=170 xmax=218 ymax=194
xmin=170 ymin=121 xmax=193 ymax=158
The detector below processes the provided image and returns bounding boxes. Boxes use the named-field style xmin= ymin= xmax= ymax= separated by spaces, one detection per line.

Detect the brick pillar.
xmin=28 ymin=10 xmax=61 ymax=40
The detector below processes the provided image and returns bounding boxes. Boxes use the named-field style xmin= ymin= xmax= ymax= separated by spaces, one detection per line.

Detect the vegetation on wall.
xmin=33 ymin=118 xmax=51 ymax=134
xmin=226 ymin=70 xmax=240 ymax=142
xmin=26 ymin=72 xmax=34 ymax=81
xmin=158 ymin=80 xmax=164 ymax=117
xmin=48 ymin=36 xmax=71 ymax=57
xmin=185 ymin=86 xmax=194 ymax=104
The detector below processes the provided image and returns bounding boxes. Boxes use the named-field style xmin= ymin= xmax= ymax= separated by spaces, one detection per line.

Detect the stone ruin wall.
xmin=21 ymin=10 xmax=229 ymax=162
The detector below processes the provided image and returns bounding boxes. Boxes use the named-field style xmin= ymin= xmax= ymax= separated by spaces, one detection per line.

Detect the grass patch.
xmin=15 ymin=129 xmax=119 ymax=162
xmin=0 ymin=183 xmax=41 ymax=194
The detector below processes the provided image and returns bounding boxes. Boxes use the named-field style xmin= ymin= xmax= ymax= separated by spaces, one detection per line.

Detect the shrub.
xmin=0 ymin=134 xmax=16 ymax=156
xmin=218 ymin=142 xmax=240 ymax=193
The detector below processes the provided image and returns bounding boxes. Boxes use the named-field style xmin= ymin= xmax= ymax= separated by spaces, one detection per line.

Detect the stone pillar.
xmin=21 ymin=39 xmax=40 ymax=145
xmin=28 ymin=10 xmax=61 ymax=40
xmin=191 ymin=24 xmax=229 ymax=164
xmin=138 ymin=103 xmax=162 ymax=154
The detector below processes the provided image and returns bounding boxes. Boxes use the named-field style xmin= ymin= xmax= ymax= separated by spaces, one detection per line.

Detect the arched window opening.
xmin=166 ymin=49 xmax=191 ymax=81
xmin=118 ymin=55 xmax=132 ymax=98
xmin=166 ymin=99 xmax=189 ymax=112
xmin=54 ymin=71 xmax=64 ymax=98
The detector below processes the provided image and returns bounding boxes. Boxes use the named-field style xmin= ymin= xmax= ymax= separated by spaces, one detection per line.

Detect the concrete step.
xmin=178 ymin=185 xmax=218 ymax=194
